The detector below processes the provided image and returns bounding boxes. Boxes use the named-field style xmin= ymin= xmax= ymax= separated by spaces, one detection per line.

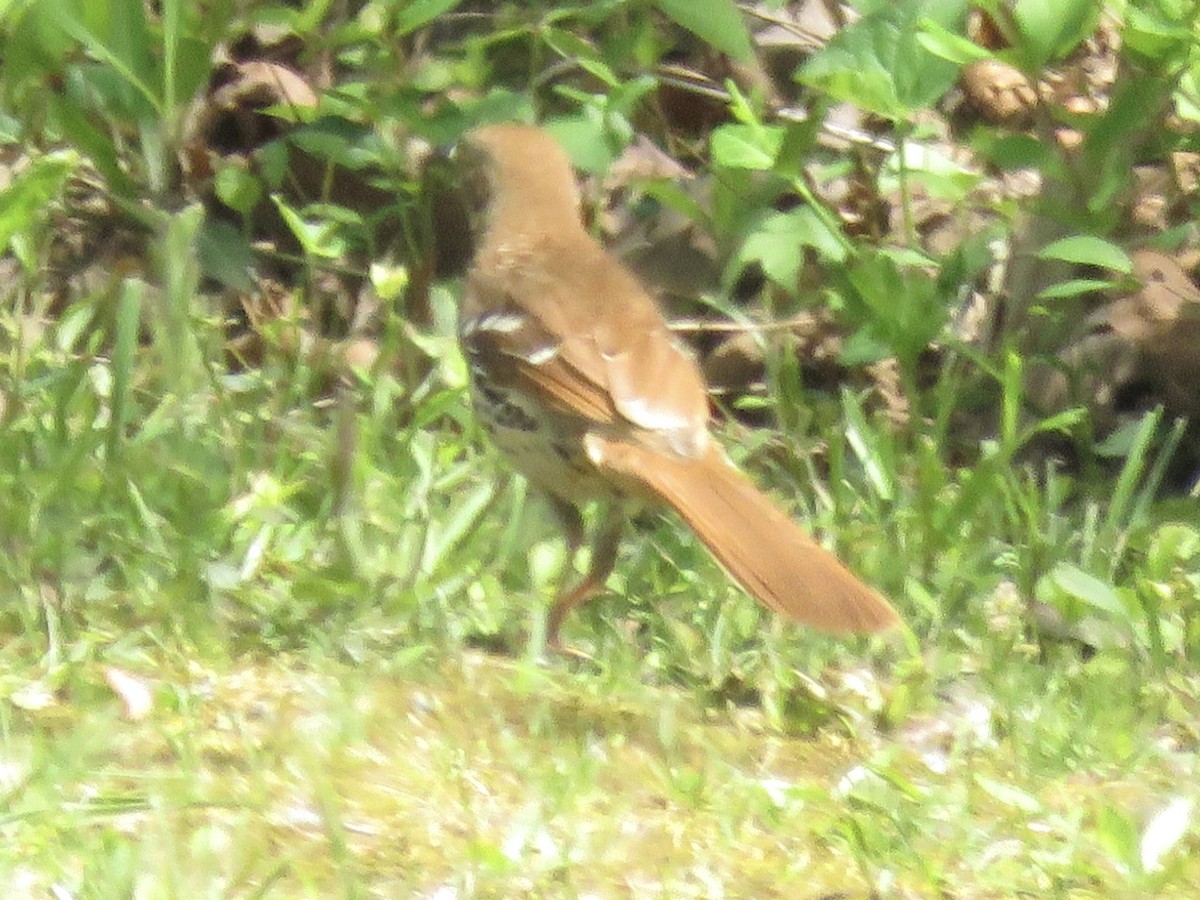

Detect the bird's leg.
xmin=546 ymin=501 xmax=625 ymax=653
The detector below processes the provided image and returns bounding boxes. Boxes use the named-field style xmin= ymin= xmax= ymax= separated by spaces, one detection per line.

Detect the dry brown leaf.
xmin=960 ymin=59 xmax=1038 ymax=126
xmin=1037 ymin=250 xmax=1200 ymax=429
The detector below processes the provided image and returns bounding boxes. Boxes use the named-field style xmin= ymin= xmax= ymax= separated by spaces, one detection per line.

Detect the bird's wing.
xmin=462 ymin=243 xmax=710 ymax=457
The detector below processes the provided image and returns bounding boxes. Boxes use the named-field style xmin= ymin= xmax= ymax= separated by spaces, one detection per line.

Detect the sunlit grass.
xmin=3 ymin=643 xmax=1198 ymax=896
xmin=2 ymin=282 xmax=1199 ymax=895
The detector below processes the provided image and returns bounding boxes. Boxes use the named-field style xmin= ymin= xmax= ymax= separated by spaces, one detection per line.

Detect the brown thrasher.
xmin=454 ymin=123 xmax=900 ymax=648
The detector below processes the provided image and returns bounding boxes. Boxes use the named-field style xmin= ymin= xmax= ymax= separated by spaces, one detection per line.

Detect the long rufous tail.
xmin=586 ymin=436 xmax=900 ymax=634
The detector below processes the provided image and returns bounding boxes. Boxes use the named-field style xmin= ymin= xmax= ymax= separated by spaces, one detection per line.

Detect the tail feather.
xmin=587 ymin=436 xmax=900 ymax=634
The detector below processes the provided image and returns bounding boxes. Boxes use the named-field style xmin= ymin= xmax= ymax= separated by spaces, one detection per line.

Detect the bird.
xmin=452 ymin=123 xmax=900 ymax=650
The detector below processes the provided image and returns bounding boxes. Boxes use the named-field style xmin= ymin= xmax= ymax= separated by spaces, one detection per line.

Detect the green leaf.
xmin=544 ymin=26 xmax=619 ymax=88
xmin=1037 ymin=236 xmax=1132 ymax=273
xmin=1095 ymin=805 xmax=1139 ymax=872
xmin=1146 ymin=524 xmax=1200 ymax=577
xmin=542 ymin=28 xmax=604 ymax=67
xmin=271 ymin=195 xmax=348 ymax=259
xmin=1049 ymin=563 xmax=1128 ymax=618
xmin=881 ymin=140 xmax=980 ymax=202
xmin=5 ymin=0 xmax=77 ymax=82
xmin=1011 ymin=0 xmax=1100 ymax=69
xmin=1104 ymin=407 xmax=1161 ymax=537
xmin=422 ymin=481 xmax=496 ymax=574
xmin=1020 ymin=407 xmax=1087 ymax=442
xmin=739 ymin=213 xmax=803 ymax=287
xmin=214 ymin=165 xmax=262 ymax=218
xmin=842 ymin=388 xmax=896 ymax=501
xmin=197 ymin=219 xmax=255 ymax=292
xmin=916 ymin=16 xmax=992 ymax=64
xmin=974 ymin=775 xmax=1041 ymax=813
xmin=543 ymin=114 xmax=617 ymax=175
xmin=107 ymin=0 xmax=156 ymax=103
xmin=1082 ymin=77 xmax=1171 ymax=215
xmin=773 ymin=113 xmax=825 ymax=175
xmin=0 ymin=149 xmax=79 ymax=265
xmin=842 ymin=250 xmax=949 ymax=367
xmin=655 ymin=0 xmax=753 ymax=62
xmin=710 ymin=124 xmax=785 ymax=170
xmin=1036 ymin=278 xmax=1118 ymax=300
xmin=1124 ymin=6 xmax=1196 ymax=63
xmin=48 ymin=93 xmax=136 ymax=196
xmin=799 ymin=0 xmax=969 ymax=120
xmin=289 ymin=118 xmax=378 ymax=169
xmin=56 ymin=0 xmax=162 ymax=114
xmin=739 ymin=207 xmax=848 ymax=287
xmin=975 ymin=133 xmax=1054 ymax=171
xmin=395 ymin=0 xmax=465 ymax=37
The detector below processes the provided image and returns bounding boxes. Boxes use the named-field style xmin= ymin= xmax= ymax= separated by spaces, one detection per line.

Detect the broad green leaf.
xmin=1011 ymin=0 xmax=1100 ymax=70
xmin=1124 ymin=6 xmax=1195 ymax=63
xmin=975 ymin=133 xmax=1054 ymax=171
xmin=655 ymin=0 xmax=753 ymax=62
xmin=214 ymin=165 xmax=262 ymax=218
xmin=710 ymin=124 xmax=784 ymax=170
xmin=799 ymin=0 xmax=969 ymax=120
xmin=740 ymin=208 xmax=844 ymax=287
xmin=773 ymin=114 xmax=824 ymax=175
xmin=197 ymin=219 xmax=255 ymax=292
xmin=5 ymin=0 xmax=77 ymax=81
xmin=1049 ymin=563 xmax=1128 ymax=618
xmin=842 ymin=250 xmax=949 ymax=367
xmin=107 ymin=0 xmax=155 ymax=102
xmin=1037 ymin=236 xmax=1133 ymax=273
xmin=544 ymin=114 xmax=617 ymax=174
xmin=882 ymin=141 xmax=980 ymax=202
xmin=290 ymin=118 xmax=379 ymax=169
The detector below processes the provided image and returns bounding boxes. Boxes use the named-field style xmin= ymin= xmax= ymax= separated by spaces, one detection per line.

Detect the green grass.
xmin=2 ymin=284 xmax=1199 ymax=896
xmin=2 ymin=1 xmax=1200 ymax=893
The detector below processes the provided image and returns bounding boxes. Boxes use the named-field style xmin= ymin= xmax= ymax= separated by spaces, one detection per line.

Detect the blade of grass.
xmin=108 ymin=278 xmax=143 ymax=463
xmin=1103 ymin=407 xmax=1162 ymax=564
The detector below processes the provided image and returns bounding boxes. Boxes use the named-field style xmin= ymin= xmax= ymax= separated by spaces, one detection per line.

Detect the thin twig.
xmin=669 ymin=315 xmax=817 ymax=335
